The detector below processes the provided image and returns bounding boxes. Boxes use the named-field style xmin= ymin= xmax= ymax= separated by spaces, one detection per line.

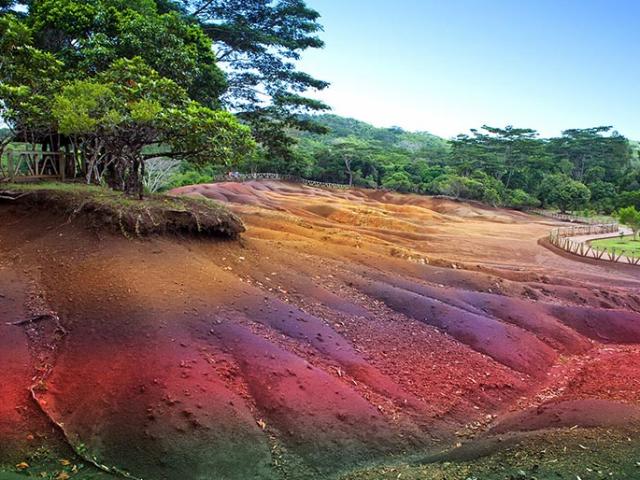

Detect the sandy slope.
xmin=1 ymin=181 xmax=640 ymax=479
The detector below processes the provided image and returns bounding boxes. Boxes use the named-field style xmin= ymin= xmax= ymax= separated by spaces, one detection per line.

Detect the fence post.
xmin=58 ymin=153 xmax=65 ymax=181
xmin=7 ymin=150 xmax=14 ymax=182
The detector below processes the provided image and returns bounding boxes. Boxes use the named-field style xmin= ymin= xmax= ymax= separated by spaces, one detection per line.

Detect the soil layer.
xmin=1 ymin=181 xmax=640 ymax=479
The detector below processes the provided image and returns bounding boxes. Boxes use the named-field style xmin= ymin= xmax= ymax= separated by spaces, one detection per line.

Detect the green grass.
xmin=590 ymin=235 xmax=640 ymax=257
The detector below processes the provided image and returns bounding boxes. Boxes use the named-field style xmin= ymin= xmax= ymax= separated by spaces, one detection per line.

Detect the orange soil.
xmin=1 ymin=181 xmax=640 ymax=479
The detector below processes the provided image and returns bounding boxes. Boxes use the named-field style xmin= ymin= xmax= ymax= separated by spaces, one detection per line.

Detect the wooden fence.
xmin=1 ymin=149 xmax=76 ymax=182
xmin=530 ymin=209 xmax=608 ymax=225
xmin=213 ymin=172 xmax=352 ymax=190
xmin=548 ymin=224 xmax=640 ymax=265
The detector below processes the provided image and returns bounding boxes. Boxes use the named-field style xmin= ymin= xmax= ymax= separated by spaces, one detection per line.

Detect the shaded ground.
xmin=1 ymin=181 xmax=640 ymax=479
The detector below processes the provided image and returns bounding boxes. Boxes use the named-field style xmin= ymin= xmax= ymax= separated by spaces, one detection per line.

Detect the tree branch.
xmin=192 ymin=0 xmax=216 ymax=17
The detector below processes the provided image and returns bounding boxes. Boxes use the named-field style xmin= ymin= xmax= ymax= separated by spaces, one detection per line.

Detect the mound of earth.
xmin=1 ymin=183 xmax=244 ymax=239
xmin=1 ymin=180 xmax=640 ymax=479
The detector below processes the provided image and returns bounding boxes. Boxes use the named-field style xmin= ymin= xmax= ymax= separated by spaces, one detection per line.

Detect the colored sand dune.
xmin=1 ymin=181 xmax=640 ymax=479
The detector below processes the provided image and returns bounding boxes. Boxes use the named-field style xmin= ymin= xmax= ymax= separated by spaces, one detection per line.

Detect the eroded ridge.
xmin=1 ymin=181 xmax=640 ymax=479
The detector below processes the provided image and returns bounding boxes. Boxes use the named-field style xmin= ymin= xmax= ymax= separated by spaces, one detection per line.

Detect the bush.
xmin=538 ymin=174 xmax=591 ymax=212
xmin=588 ymin=181 xmax=618 ymax=213
xmin=381 ymin=171 xmax=415 ymax=192
xmin=617 ymin=191 xmax=640 ymax=210
xmin=167 ymin=171 xmax=211 ymax=189
xmin=504 ymin=189 xmax=540 ymax=210
xmin=617 ymin=206 xmax=640 ymax=239
xmin=427 ymin=173 xmax=505 ymax=205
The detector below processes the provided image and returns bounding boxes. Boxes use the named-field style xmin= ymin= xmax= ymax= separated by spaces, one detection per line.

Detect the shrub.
xmin=381 ymin=171 xmax=415 ymax=193
xmin=504 ymin=189 xmax=540 ymax=210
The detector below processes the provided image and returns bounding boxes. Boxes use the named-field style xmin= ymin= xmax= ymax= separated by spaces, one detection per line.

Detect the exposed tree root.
xmin=0 ymin=190 xmax=30 ymax=201
xmin=6 ymin=313 xmax=68 ymax=335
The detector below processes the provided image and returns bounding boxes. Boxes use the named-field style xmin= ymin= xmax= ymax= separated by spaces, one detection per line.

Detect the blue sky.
xmin=298 ymin=0 xmax=640 ymax=139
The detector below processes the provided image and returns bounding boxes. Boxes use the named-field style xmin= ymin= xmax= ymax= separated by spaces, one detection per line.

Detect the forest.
xmin=222 ymin=115 xmax=639 ymax=214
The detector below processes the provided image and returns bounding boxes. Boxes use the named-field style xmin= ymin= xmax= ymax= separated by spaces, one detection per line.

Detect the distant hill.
xmin=296 ymin=114 xmax=450 ymax=160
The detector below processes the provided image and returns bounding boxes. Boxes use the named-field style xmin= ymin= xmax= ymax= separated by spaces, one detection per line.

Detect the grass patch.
xmin=590 ymin=235 xmax=640 ymax=257
xmin=0 ymin=182 xmax=244 ymax=239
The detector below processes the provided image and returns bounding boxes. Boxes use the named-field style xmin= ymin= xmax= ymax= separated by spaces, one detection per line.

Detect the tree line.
xmin=200 ymin=114 xmax=637 ymax=214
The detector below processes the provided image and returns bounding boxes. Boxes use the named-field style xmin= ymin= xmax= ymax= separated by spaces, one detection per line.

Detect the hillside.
xmin=3 ymin=181 xmax=640 ymax=479
xmin=297 ymin=114 xmax=450 ymax=157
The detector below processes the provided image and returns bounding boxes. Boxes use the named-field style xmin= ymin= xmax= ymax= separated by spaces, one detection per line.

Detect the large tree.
xmin=547 ymin=127 xmax=632 ymax=183
xmin=1 ymin=1 xmax=254 ymax=195
xmin=538 ymin=173 xmax=591 ymax=213
xmin=183 ymin=0 xmax=331 ymax=156
xmin=450 ymin=125 xmax=550 ymax=191
xmin=52 ymin=58 xmax=254 ymax=196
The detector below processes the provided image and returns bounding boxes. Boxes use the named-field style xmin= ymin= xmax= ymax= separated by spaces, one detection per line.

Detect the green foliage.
xmin=26 ymin=0 xmax=226 ymax=107
xmin=52 ymin=81 xmax=117 ymax=135
xmin=186 ymin=0 xmax=330 ymax=157
xmin=450 ymin=125 xmax=547 ymax=191
xmin=504 ymin=188 xmax=540 ymax=210
xmin=236 ymin=113 xmax=635 ymax=213
xmin=588 ymin=180 xmax=618 ymax=214
xmin=1 ymin=3 xmax=636 ymax=212
xmin=0 ymin=14 xmax=63 ymax=137
xmin=167 ymin=103 xmax=255 ymax=166
xmin=538 ymin=173 xmax=591 ymax=212
xmin=1 ymin=3 xmax=256 ymax=197
xmin=166 ymin=167 xmax=216 ymax=190
xmin=425 ymin=173 xmax=502 ymax=205
xmin=50 ymin=58 xmax=253 ymax=194
xmin=617 ymin=191 xmax=640 ymax=210
xmin=381 ymin=171 xmax=414 ymax=193
xmin=548 ymin=127 xmax=631 ymax=184
xmin=617 ymin=206 xmax=640 ymax=239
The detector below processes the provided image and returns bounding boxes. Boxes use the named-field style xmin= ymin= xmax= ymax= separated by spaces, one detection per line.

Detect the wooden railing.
xmin=1 ymin=150 xmax=76 ymax=182
xmin=530 ymin=209 xmax=609 ymax=225
xmin=548 ymin=223 xmax=640 ymax=265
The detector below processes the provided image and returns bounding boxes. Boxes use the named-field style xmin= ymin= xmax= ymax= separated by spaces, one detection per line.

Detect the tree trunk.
xmin=344 ymin=158 xmax=353 ymax=186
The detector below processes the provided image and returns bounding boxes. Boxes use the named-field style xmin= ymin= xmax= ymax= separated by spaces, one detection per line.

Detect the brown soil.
xmin=1 ymin=181 xmax=640 ymax=479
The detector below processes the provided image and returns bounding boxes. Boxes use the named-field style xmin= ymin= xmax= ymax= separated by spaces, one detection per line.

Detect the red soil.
xmin=1 ymin=181 xmax=640 ymax=478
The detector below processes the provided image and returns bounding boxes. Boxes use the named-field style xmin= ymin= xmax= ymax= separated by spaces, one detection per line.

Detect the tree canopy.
xmin=618 ymin=206 xmax=640 ymax=239
xmin=197 ymin=113 xmax=637 ymax=215
xmin=0 ymin=0 xmax=253 ymax=195
xmin=181 ymin=0 xmax=330 ymax=157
